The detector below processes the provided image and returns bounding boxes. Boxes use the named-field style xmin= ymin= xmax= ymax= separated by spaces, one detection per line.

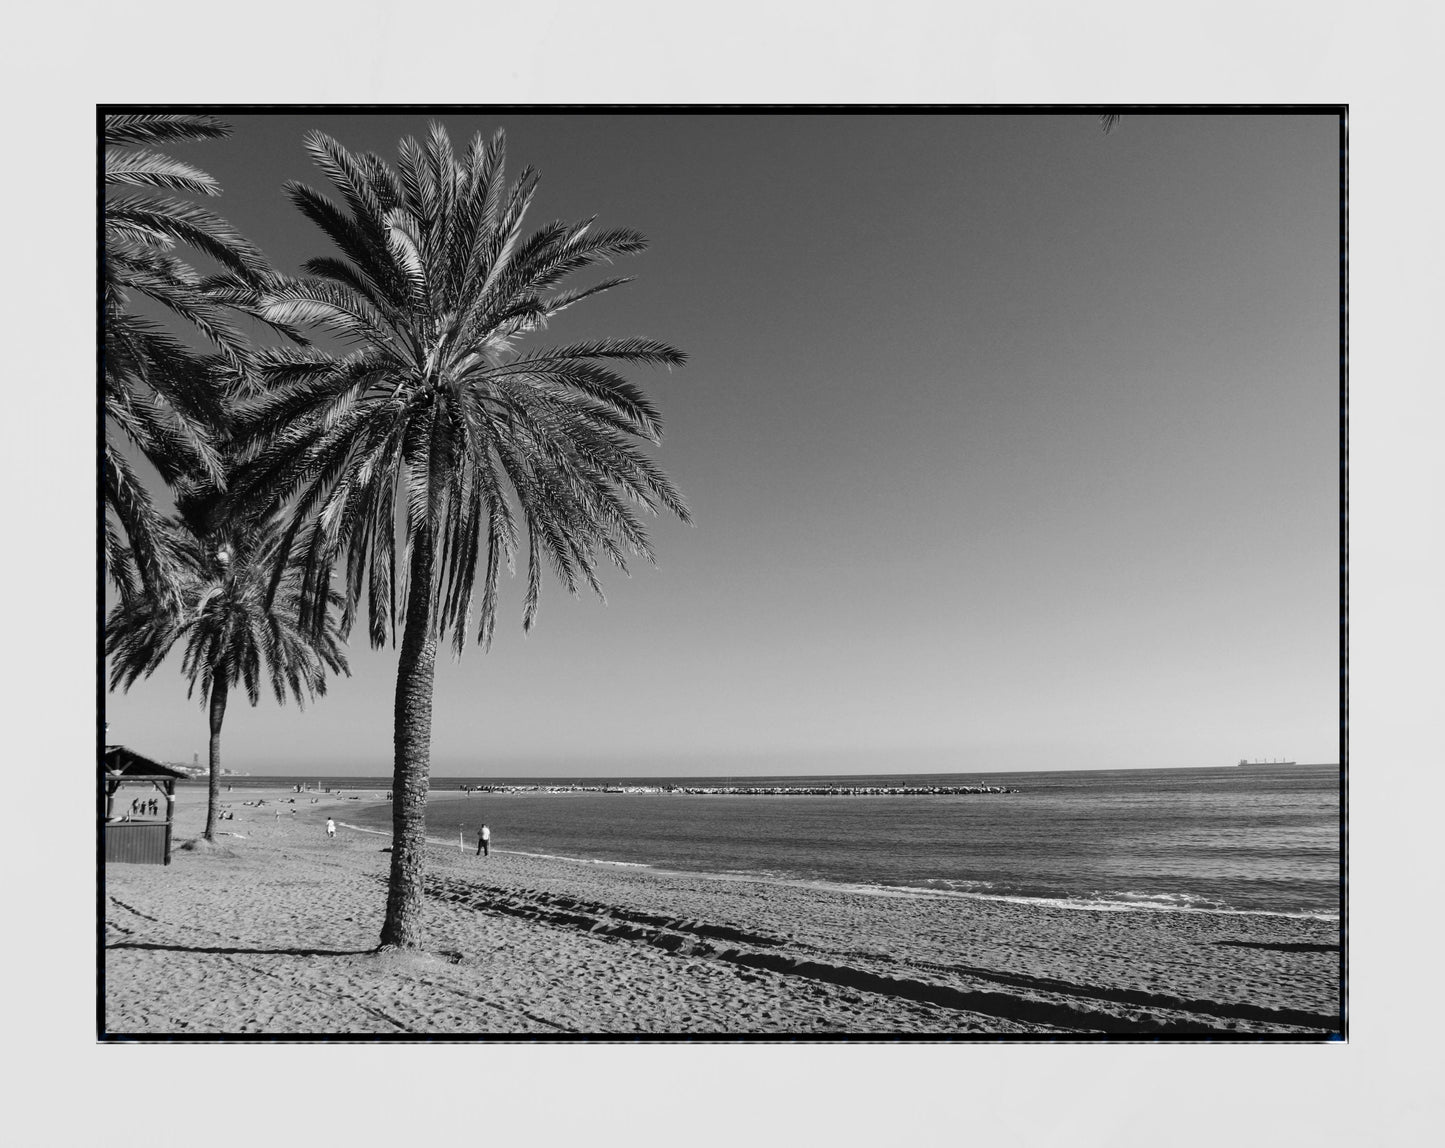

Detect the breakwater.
xmin=456 ymin=783 xmax=1017 ymax=796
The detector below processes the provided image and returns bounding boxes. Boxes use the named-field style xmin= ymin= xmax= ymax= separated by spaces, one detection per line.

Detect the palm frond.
xmin=103 ymin=443 xmax=183 ymax=602
xmin=105 ymin=114 xmax=231 ymax=148
xmin=257 ymin=278 xmax=404 ymax=355
xmin=544 ymin=275 xmax=636 ymax=316
xmin=105 ymin=149 xmax=223 ymax=196
xmin=285 ymin=181 xmax=409 ymax=310
xmin=509 ymin=337 xmax=688 ymax=368
xmin=106 ymin=196 xmax=271 ymax=280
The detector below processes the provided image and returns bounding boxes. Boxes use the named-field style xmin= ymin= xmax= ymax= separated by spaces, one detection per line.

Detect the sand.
xmin=102 ymin=786 xmax=1342 ymax=1036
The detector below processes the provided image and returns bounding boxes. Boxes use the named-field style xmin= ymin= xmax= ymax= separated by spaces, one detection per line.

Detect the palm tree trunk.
xmin=204 ymin=678 xmax=228 ymax=841
xmin=379 ymin=531 xmax=438 ymax=949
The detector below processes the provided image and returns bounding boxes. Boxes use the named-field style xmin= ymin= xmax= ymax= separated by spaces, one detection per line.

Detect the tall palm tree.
xmin=105 ymin=506 xmax=350 ymax=840
xmin=224 ymin=123 xmax=689 ymax=948
xmin=103 ymin=113 xmax=287 ymax=603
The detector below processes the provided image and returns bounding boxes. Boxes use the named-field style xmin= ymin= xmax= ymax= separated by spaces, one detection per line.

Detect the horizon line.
xmin=175 ymin=762 xmax=1340 ymax=780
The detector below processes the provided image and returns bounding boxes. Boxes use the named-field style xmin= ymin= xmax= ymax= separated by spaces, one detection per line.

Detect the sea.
xmin=222 ymin=764 xmax=1342 ymax=920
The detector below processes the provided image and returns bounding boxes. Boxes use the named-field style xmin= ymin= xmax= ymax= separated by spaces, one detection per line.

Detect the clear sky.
xmin=104 ymin=112 xmax=1341 ymax=776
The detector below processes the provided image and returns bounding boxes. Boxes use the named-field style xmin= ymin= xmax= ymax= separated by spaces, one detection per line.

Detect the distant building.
xmin=168 ymin=761 xmax=208 ymax=778
xmin=167 ymin=761 xmax=242 ymax=778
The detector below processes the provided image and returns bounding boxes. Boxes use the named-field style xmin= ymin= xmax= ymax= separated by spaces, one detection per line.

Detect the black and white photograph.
xmin=98 ymin=108 xmax=1345 ymax=1040
xmin=8 ymin=0 xmax=1443 ymax=1139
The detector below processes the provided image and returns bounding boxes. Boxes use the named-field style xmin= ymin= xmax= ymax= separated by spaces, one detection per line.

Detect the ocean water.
xmin=310 ymin=764 xmax=1342 ymax=919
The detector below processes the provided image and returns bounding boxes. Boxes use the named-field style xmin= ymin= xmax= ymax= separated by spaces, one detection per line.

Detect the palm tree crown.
xmin=106 ymin=510 xmax=350 ymax=838
xmin=107 ymin=516 xmax=348 ymax=705
xmin=103 ymin=113 xmax=281 ymax=603
xmin=228 ymin=123 xmax=689 ymax=651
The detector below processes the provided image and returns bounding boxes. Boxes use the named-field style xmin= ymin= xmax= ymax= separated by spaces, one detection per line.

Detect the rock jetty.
xmin=455 ymin=783 xmax=1016 ymax=796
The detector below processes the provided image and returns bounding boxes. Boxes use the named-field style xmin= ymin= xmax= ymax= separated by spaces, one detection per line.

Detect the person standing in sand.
xmin=326 ymin=818 xmax=336 ymax=839
xmin=477 ymin=824 xmax=490 ymax=857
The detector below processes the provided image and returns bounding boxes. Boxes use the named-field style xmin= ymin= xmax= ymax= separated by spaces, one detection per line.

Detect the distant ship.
xmin=1237 ymin=758 xmax=1297 ymax=767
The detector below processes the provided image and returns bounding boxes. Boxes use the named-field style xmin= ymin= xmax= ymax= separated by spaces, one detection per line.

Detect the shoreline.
xmin=104 ymin=786 xmax=1342 ymax=1036
xmin=340 ymin=814 xmax=1339 ymax=922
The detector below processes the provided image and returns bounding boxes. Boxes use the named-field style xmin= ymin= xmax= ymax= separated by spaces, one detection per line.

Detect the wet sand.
xmin=102 ymin=786 xmax=1342 ymax=1036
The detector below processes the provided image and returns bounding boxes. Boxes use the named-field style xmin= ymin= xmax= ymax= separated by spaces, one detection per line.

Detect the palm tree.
xmin=105 ymin=506 xmax=350 ymax=840
xmin=103 ymin=113 xmax=285 ymax=603
xmin=223 ymin=123 xmax=689 ymax=948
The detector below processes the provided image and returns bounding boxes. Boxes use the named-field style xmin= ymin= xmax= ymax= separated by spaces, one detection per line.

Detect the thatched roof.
xmin=103 ymin=745 xmax=189 ymax=780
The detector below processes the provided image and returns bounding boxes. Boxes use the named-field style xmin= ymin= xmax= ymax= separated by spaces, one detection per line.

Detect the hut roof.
xmin=103 ymin=745 xmax=189 ymax=780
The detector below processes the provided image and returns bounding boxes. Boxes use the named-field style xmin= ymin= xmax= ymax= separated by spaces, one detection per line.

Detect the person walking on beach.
xmin=477 ymin=824 xmax=490 ymax=857
xmin=326 ymin=818 xmax=336 ymax=839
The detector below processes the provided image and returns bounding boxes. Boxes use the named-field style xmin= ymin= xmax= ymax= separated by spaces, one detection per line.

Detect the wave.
xmin=958 ymin=890 xmax=1339 ymax=921
xmin=1093 ymin=890 xmax=1228 ymax=910
xmin=497 ymin=848 xmax=650 ymax=868
xmin=919 ymin=877 xmax=997 ymax=892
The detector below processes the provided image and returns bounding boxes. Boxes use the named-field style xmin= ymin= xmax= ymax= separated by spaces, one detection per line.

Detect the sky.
xmin=103 ymin=112 xmax=1341 ymax=776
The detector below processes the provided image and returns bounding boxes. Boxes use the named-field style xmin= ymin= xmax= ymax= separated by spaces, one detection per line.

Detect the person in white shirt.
xmin=477 ymin=824 xmax=491 ymax=857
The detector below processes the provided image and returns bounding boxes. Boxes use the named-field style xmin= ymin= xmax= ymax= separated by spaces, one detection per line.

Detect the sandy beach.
xmin=102 ymin=786 xmax=1341 ymax=1036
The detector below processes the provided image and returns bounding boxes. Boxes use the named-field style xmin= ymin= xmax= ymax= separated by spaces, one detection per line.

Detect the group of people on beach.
xmin=129 ymin=797 xmax=158 ymax=817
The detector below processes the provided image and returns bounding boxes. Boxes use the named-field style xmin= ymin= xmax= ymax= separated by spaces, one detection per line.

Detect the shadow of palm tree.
xmin=1215 ymin=941 xmax=1338 ymax=953
xmin=106 ymin=941 xmax=376 ymax=957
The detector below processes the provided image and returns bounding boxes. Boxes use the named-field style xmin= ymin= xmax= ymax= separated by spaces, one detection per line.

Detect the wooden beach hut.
xmin=103 ymin=745 xmax=187 ymax=866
